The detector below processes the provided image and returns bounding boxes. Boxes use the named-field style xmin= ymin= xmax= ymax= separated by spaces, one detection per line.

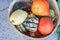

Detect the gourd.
xmin=12 ymin=2 xmax=31 ymax=12
xmin=23 ymin=17 xmax=39 ymax=32
xmin=10 ymin=10 xmax=28 ymax=25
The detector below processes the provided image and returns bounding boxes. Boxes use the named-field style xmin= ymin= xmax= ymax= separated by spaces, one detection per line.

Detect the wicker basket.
xmin=8 ymin=0 xmax=60 ymax=40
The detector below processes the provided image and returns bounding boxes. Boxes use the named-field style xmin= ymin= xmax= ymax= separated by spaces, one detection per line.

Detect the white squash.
xmin=10 ymin=10 xmax=28 ymax=25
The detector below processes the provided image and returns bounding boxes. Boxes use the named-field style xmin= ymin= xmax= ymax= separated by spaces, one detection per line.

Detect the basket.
xmin=8 ymin=0 xmax=60 ymax=40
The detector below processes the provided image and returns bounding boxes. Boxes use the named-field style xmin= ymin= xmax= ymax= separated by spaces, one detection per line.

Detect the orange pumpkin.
xmin=31 ymin=0 xmax=50 ymax=16
xmin=34 ymin=0 xmax=47 ymax=1
xmin=38 ymin=17 xmax=54 ymax=35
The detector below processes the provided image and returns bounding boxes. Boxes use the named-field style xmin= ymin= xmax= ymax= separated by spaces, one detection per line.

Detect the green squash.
xmin=23 ymin=17 xmax=39 ymax=32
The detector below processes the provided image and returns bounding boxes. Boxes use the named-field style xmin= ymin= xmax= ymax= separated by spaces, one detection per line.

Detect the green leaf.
xmin=57 ymin=0 xmax=60 ymax=11
xmin=58 ymin=25 xmax=60 ymax=40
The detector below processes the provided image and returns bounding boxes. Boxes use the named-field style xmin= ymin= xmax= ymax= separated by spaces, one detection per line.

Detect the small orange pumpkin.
xmin=31 ymin=0 xmax=50 ymax=16
xmin=38 ymin=17 xmax=54 ymax=35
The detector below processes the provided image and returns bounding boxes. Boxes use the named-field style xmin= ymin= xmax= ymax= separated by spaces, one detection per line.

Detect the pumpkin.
xmin=38 ymin=17 xmax=54 ymax=35
xmin=31 ymin=0 xmax=50 ymax=16
xmin=34 ymin=0 xmax=48 ymax=1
